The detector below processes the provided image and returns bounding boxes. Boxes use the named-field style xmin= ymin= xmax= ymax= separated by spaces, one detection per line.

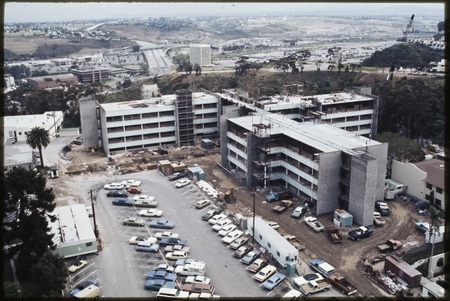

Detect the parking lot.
xmin=69 ymin=169 xmax=308 ymax=297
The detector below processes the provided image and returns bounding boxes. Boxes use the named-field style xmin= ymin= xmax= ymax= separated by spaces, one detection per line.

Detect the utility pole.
xmin=252 ymin=187 xmax=256 ymax=243
xmin=89 ymin=189 xmax=98 ymax=238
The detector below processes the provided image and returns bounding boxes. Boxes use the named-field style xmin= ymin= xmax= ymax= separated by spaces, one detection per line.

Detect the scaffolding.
xmin=252 ymin=120 xmax=271 ymax=188
xmin=175 ymin=89 xmax=195 ymax=147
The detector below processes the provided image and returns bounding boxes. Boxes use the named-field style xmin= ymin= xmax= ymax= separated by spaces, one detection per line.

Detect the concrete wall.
xmin=366 ymin=143 xmax=388 ymax=200
xmin=220 ymin=105 xmax=241 ymax=167
xmin=391 ymin=159 xmax=427 ymax=200
xmin=348 ymin=154 xmax=379 ymax=226
xmin=79 ymin=96 xmax=99 ymax=148
xmin=316 ymin=151 xmax=341 ymax=215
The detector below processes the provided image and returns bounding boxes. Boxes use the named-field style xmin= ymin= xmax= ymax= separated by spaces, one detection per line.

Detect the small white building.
xmin=247 ymin=216 xmax=298 ymax=270
xmin=48 ymin=204 xmax=97 ymax=258
xmin=3 ymin=111 xmax=64 ymax=142
xmin=141 ymin=84 xmax=160 ymax=99
xmin=3 ymin=140 xmax=35 ymax=174
xmin=421 ymin=281 xmax=446 ymax=298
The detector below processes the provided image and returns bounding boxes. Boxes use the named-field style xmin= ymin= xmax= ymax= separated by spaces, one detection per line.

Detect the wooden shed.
xmin=384 ymin=255 xmax=422 ymax=287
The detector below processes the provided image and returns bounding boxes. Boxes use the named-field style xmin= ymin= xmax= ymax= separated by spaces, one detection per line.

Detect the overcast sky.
xmin=4 ymin=2 xmax=445 ymax=23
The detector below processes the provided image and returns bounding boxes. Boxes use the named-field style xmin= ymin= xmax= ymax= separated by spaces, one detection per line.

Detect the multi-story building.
xmin=218 ymin=88 xmax=379 ymax=137
xmin=79 ymin=90 xmax=219 ymax=155
xmin=220 ymin=111 xmax=388 ymax=226
xmin=4 ymin=74 xmax=16 ymax=92
xmin=189 ymin=44 xmax=211 ymax=67
xmin=27 ymin=74 xmax=78 ymax=89
xmin=71 ymin=67 xmax=110 ymax=83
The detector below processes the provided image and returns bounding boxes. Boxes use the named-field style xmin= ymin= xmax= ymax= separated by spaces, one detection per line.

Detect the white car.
xmin=103 ymin=183 xmax=124 ymax=190
xmin=139 ymin=209 xmax=163 ymax=217
xmin=175 ymin=178 xmax=191 ymax=188
xmin=304 ymin=216 xmax=325 ymax=232
xmin=217 ymin=224 xmax=237 ymax=237
xmin=222 ymin=230 xmax=244 ymax=244
xmin=185 ymin=275 xmax=211 ymax=284
xmin=166 ymin=251 xmax=189 ymax=261
xmin=121 ymin=179 xmax=142 ymax=187
xmin=208 ymin=213 xmax=227 ymax=225
xmin=133 ymin=195 xmax=155 ymax=201
xmin=154 ymin=231 xmax=180 ymax=239
xmin=212 ymin=219 xmax=232 ymax=231
xmin=129 ymin=235 xmax=157 ymax=245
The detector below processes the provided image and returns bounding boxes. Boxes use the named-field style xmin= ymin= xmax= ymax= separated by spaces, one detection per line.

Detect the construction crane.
xmin=396 ymin=14 xmax=414 ymax=42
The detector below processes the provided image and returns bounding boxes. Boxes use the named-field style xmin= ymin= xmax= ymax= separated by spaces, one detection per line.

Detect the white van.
xmin=174 ymin=262 xmax=206 ymax=276
xmin=156 ymin=287 xmax=190 ymax=299
xmin=252 ymin=264 xmax=277 ymax=282
xmin=73 ymin=284 xmax=101 ymax=299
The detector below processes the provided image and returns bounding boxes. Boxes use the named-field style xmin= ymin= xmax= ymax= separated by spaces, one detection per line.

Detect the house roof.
xmin=413 ymin=159 xmax=445 ymax=189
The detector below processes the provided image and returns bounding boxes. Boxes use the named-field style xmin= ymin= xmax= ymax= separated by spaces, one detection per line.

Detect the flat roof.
xmin=4 ymin=141 xmax=33 ymax=166
xmin=48 ymin=204 xmax=96 ymax=246
xmin=229 ymin=113 xmax=380 ymax=153
xmin=253 ymin=216 xmax=297 ymax=254
xmin=4 ymin=111 xmax=64 ymax=130
xmin=27 ymin=73 xmax=77 ymax=81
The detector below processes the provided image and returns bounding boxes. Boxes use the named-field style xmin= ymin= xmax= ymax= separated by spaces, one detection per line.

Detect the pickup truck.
xmin=265 ymin=191 xmax=292 ymax=202
xmin=272 ymin=200 xmax=293 ymax=213
xmin=298 ymin=279 xmax=331 ymax=296
xmin=283 ymin=234 xmax=306 ymax=251
xmin=373 ymin=212 xmax=386 ymax=226
xmin=348 ymin=226 xmax=373 ymax=241
xmin=304 ymin=216 xmax=324 ymax=232
xmin=328 ymin=273 xmax=357 ymax=295
xmin=309 ymin=259 xmax=335 ymax=278
xmin=325 ymin=226 xmax=343 ymax=243
xmin=377 ymin=239 xmax=403 ymax=252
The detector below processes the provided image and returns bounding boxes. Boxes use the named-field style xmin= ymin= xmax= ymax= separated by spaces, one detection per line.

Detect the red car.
xmin=126 ymin=187 xmax=142 ymax=194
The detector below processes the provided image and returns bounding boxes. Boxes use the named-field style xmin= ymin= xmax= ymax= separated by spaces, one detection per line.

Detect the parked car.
xmin=293 ymin=273 xmax=323 ymax=287
xmin=222 ymin=230 xmax=244 ymax=244
xmin=375 ymin=201 xmax=391 ymax=216
xmin=136 ymin=241 xmax=160 ymax=253
xmin=112 ymin=198 xmax=135 ymax=206
xmin=68 ymin=260 xmax=88 ymax=273
xmin=261 ymin=272 xmax=286 ymax=290
xmin=212 ymin=218 xmax=232 ymax=231
xmin=166 ymin=251 xmax=189 ymax=261
xmin=175 ymin=178 xmax=191 ymax=188
xmin=144 ymin=279 xmax=176 ymax=291
xmin=155 ymin=263 xmax=175 ymax=273
xmin=246 ymin=257 xmax=269 ymax=273
xmin=159 ymin=238 xmax=188 ymax=247
xmin=106 ymin=190 xmax=129 ymax=198
xmin=134 ymin=199 xmax=158 ymax=208
xmin=133 ymin=195 xmax=156 ymax=201
xmin=291 ymin=205 xmax=307 ymax=219
xmin=304 ymin=216 xmax=325 ymax=232
xmin=202 ymin=208 xmax=221 ymax=221
xmin=415 ymin=221 xmax=429 ymax=233
xmin=252 ymin=264 xmax=277 ymax=282
xmin=175 ymin=258 xmax=205 ymax=267
xmin=233 ymin=245 xmax=253 ymax=259
xmin=240 ymin=249 xmax=261 ymax=265
xmin=129 ymin=235 xmax=157 ymax=245
xmin=218 ymin=224 xmax=237 ymax=236
xmin=126 ymin=187 xmax=142 ymax=194
xmin=168 ymin=171 xmax=188 ymax=181
xmin=181 ymin=283 xmax=215 ymax=295
xmin=185 ymin=275 xmax=211 ymax=284
xmin=146 ymin=270 xmax=177 ymax=281
xmin=195 ymin=199 xmax=211 ymax=209
xmin=121 ymin=179 xmax=142 ymax=187
xmin=69 ymin=279 xmax=98 ymax=296
xmin=103 ymin=183 xmax=124 ymax=190
xmin=149 ymin=219 xmax=174 ymax=229
xmin=208 ymin=213 xmax=228 ymax=225
xmin=123 ymin=217 xmax=145 ymax=227
xmin=155 ymin=232 xmax=180 ymax=240
xmin=139 ymin=208 xmax=163 ymax=217
xmin=373 ymin=212 xmax=386 ymax=226
xmin=229 ymin=236 xmax=249 ymax=249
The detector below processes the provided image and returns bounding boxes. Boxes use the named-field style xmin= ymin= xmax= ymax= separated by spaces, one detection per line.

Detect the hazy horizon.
xmin=4 ymin=2 xmax=445 ymax=24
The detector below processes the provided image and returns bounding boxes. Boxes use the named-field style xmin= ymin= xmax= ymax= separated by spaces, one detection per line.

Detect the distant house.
xmin=27 ymin=74 xmax=78 ymax=89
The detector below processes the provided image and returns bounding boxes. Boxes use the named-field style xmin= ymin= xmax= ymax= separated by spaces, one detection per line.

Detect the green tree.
xmin=193 ymin=63 xmax=202 ymax=75
xmin=31 ymin=250 xmax=69 ymax=296
xmin=3 ymin=168 xmax=57 ymax=280
xmin=132 ymin=44 xmax=140 ymax=52
xmin=26 ymin=127 xmax=51 ymax=168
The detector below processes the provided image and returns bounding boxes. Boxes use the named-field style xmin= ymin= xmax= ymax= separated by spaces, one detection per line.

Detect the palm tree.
xmin=26 ymin=127 xmax=51 ymax=168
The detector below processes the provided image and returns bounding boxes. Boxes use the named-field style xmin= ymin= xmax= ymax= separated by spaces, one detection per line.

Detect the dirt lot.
xmin=55 ymin=144 xmax=427 ymax=296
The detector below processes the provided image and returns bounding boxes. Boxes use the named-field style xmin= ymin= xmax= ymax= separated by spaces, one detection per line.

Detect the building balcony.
xmin=227 ymin=132 xmax=247 ymax=147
